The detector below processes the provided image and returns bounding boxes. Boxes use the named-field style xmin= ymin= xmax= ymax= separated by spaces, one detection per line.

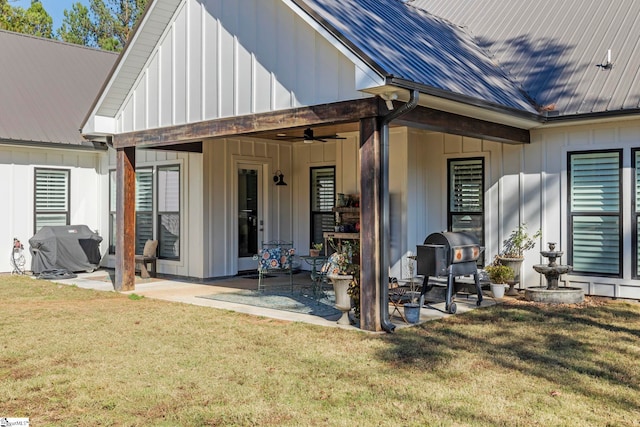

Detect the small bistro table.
xmin=300 ymin=255 xmax=329 ymax=298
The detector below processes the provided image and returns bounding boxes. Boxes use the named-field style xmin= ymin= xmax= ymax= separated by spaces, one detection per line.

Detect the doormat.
xmin=197 ymin=290 xmax=340 ymax=318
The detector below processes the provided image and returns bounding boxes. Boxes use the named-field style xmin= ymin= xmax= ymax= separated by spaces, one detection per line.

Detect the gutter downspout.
xmin=379 ymin=89 xmax=420 ymax=333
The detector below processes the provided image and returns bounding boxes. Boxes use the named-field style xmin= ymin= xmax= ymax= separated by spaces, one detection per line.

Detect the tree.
xmin=59 ymin=0 xmax=148 ymax=52
xmin=0 ymin=0 xmax=53 ymax=38
xmin=57 ymin=2 xmax=92 ymax=46
xmin=1 ymin=0 xmax=147 ymax=51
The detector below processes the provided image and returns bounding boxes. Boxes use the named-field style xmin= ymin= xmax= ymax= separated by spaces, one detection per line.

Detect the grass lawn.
xmin=2 ymin=275 xmax=640 ymax=426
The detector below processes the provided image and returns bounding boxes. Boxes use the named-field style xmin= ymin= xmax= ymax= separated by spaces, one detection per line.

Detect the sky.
xmin=12 ymin=0 xmax=90 ymax=31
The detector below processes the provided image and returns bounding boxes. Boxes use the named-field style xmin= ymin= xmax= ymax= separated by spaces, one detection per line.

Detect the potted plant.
xmin=403 ymin=254 xmax=421 ymax=323
xmin=497 ymin=223 xmax=541 ymax=295
xmin=325 ymin=249 xmax=358 ymax=325
xmin=310 ymin=242 xmax=323 ymax=257
xmin=484 ymin=262 xmax=514 ymax=299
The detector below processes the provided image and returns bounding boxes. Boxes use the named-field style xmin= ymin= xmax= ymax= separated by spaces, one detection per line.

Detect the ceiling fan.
xmin=278 ymin=127 xmax=346 ymax=143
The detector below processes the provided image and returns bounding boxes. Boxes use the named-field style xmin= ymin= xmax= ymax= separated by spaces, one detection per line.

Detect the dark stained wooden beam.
xmin=395 ymin=105 xmax=530 ymax=144
xmin=112 ymin=98 xmax=382 ymax=149
xmin=115 ymin=147 xmax=136 ymax=292
xmin=359 ymin=117 xmax=382 ymax=332
xmin=146 ymin=141 xmax=203 ymax=153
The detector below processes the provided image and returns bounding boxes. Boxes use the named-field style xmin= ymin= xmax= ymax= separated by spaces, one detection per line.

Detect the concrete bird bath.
xmin=526 ymin=242 xmax=584 ymax=304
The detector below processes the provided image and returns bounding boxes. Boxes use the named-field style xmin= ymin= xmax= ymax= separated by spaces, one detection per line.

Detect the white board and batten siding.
xmin=116 ymin=0 xmax=372 ymax=134
xmin=104 ymin=0 xmax=378 ymax=278
xmin=396 ymin=119 xmax=640 ymax=299
xmin=202 ymin=137 xmax=294 ymax=278
xmin=202 ymin=131 xmax=361 ymax=278
xmin=0 ymin=145 xmax=103 ymax=273
xmin=291 ymin=132 xmax=359 ymax=259
xmin=387 ymin=129 xmax=504 ymax=280
xmin=532 ymin=119 xmax=640 ymax=299
xmin=100 ymin=148 xmax=204 ymax=278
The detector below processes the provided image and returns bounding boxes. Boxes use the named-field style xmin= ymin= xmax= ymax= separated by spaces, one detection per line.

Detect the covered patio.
xmin=110 ymin=95 xmax=529 ymax=332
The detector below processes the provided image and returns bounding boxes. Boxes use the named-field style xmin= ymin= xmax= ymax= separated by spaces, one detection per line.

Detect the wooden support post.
xmin=359 ymin=117 xmax=382 ymax=332
xmin=115 ymin=147 xmax=136 ymax=292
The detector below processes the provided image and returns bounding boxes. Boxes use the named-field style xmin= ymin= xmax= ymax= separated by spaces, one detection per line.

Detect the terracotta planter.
xmin=309 ymin=249 xmax=320 ymax=257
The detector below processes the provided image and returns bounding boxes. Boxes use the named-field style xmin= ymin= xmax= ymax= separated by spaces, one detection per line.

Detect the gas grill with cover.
xmin=416 ymin=231 xmax=484 ymax=314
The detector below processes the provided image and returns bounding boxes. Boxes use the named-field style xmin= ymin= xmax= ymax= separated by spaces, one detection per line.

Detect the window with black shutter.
xmin=108 ymin=165 xmax=181 ymax=260
xmin=569 ymin=150 xmax=622 ymax=276
xmin=310 ymin=167 xmax=335 ymax=247
xmin=448 ymin=158 xmax=484 ymax=262
xmin=34 ymin=168 xmax=70 ymax=233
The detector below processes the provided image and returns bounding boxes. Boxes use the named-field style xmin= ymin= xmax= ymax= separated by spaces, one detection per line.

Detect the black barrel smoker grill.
xmin=417 ymin=232 xmax=484 ymax=314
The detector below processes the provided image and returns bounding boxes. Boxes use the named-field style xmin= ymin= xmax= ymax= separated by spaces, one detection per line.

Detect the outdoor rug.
xmin=197 ymin=289 xmax=340 ymax=318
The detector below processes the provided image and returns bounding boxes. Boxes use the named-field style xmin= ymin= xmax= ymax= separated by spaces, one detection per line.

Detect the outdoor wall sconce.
xmin=273 ymin=170 xmax=287 ymax=186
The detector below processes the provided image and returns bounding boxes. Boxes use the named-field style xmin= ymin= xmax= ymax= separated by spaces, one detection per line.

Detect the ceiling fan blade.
xmin=276 ymin=135 xmax=304 ymax=141
xmin=314 ymin=134 xmax=346 ymax=140
xmin=275 ymin=128 xmax=345 ymax=142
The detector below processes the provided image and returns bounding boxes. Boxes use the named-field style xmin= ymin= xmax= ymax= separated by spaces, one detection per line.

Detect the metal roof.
xmin=296 ymin=0 xmax=538 ymax=114
xmin=412 ymin=0 xmax=640 ymax=116
xmin=0 ymin=30 xmax=117 ymax=146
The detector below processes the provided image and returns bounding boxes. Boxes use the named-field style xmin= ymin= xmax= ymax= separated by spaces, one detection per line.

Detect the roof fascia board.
xmin=0 ymin=138 xmax=108 ymax=152
xmin=81 ymin=0 xmax=167 ymax=135
xmin=83 ymin=115 xmax=117 ymax=138
xmin=542 ymin=109 xmax=640 ymax=128
xmin=387 ymin=77 xmax=543 ymax=126
xmin=367 ymin=84 xmax=541 ymax=130
xmin=283 ymin=0 xmax=385 ymax=90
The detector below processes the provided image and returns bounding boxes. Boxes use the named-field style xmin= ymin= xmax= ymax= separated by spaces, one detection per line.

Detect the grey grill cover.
xmin=29 ymin=225 xmax=102 ymax=274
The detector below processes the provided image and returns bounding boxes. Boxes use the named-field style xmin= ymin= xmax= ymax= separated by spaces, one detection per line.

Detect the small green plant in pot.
xmin=485 ymin=263 xmax=514 ymax=284
xmin=498 ymin=223 xmax=541 ymax=295
xmin=485 ymin=262 xmax=514 ymax=299
xmin=310 ymin=242 xmax=323 ymax=257
xmin=500 ymin=223 xmax=542 ymax=259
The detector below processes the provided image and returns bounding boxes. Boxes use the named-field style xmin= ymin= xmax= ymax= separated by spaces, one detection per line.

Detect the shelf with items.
xmin=332 ymin=207 xmax=360 ymax=233
xmin=323 ymin=204 xmax=360 ymax=258
xmin=323 ymin=230 xmax=360 ymax=255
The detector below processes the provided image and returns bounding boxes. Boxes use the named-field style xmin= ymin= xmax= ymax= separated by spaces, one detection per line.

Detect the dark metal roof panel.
xmin=296 ymin=0 xmax=537 ymax=113
xmin=412 ymin=0 xmax=640 ymax=116
xmin=0 ymin=30 xmax=117 ymax=146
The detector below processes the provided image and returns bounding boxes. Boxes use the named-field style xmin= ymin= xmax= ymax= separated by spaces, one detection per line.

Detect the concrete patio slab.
xmin=45 ymin=269 xmax=498 ymax=331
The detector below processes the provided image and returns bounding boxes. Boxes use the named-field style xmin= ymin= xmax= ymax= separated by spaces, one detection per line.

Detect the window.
xmin=135 ymin=168 xmax=154 ymax=255
xmin=109 ymin=170 xmax=116 ymax=254
xmin=109 ymin=165 xmax=180 ymax=260
xmin=633 ymin=150 xmax=640 ymax=278
xmin=158 ymin=165 xmax=180 ymax=259
xmin=568 ymin=150 xmax=621 ymax=276
xmin=448 ymin=158 xmax=484 ymax=256
xmin=310 ymin=167 xmax=335 ymax=247
xmin=34 ymin=168 xmax=70 ymax=233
